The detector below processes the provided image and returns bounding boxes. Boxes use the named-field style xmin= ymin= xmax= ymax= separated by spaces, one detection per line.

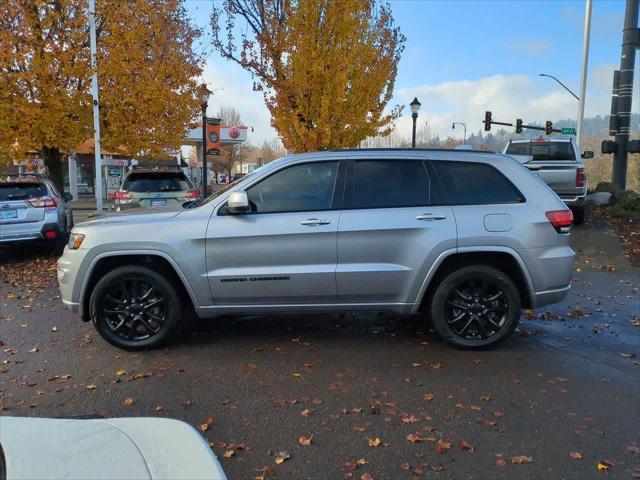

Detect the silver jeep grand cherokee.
xmin=58 ymin=149 xmax=575 ymax=350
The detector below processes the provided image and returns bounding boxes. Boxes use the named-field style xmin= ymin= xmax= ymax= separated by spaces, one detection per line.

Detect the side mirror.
xmin=227 ymin=191 xmax=250 ymax=214
xmin=63 ymin=193 xmax=74 ymax=202
xmin=581 ymin=151 xmax=594 ymax=159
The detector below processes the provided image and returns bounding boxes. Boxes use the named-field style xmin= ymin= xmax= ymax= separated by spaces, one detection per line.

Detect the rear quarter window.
xmin=0 ymin=182 xmax=47 ymax=201
xmin=432 ymin=161 xmax=525 ymax=205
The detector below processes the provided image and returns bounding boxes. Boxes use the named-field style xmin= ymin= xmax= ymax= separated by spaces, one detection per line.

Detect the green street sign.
xmin=561 ymin=127 xmax=576 ymax=135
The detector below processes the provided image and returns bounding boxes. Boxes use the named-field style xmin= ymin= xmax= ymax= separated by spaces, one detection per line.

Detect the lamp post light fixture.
xmin=200 ymin=83 xmax=211 ymax=198
xmin=410 ymin=97 xmax=421 ymax=148
xmin=451 ymin=122 xmax=467 ymax=144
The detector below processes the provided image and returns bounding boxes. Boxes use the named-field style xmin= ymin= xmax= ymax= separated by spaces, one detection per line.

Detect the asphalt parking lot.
xmin=1 ymin=213 xmax=638 ymax=480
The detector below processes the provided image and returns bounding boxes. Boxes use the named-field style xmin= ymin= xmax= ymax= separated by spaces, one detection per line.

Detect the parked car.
xmin=0 ymin=173 xmax=73 ymax=249
xmin=0 ymin=416 xmax=227 ymax=479
xmin=230 ymin=173 xmax=245 ymax=182
xmin=504 ymin=137 xmax=592 ymax=224
xmin=58 ymin=149 xmax=575 ymax=350
xmin=114 ymin=168 xmax=199 ymax=211
xmin=217 ymin=173 xmax=228 ymax=184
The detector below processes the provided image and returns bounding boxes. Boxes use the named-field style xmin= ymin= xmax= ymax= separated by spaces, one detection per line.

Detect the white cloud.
xmin=394 ymin=64 xmax=616 ymax=140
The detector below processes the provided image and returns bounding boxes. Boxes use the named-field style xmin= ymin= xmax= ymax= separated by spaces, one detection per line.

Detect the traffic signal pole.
xmin=612 ymin=0 xmax=639 ymax=190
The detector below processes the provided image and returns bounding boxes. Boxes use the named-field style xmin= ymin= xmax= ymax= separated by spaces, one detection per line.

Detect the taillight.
xmin=546 ymin=210 xmax=573 ymax=233
xmin=576 ymin=167 xmax=586 ymax=188
xmin=44 ymin=230 xmax=57 ymax=239
xmin=114 ymin=191 xmax=133 ymax=202
xmin=28 ymin=196 xmax=57 ymax=209
xmin=185 ymin=189 xmax=200 ymax=200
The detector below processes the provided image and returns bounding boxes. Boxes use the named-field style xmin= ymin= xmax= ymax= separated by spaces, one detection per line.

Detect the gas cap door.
xmin=484 ymin=213 xmax=512 ymax=232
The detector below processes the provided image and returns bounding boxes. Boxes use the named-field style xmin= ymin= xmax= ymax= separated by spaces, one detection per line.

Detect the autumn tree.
xmin=0 ymin=0 xmax=202 ymax=191
xmin=211 ymin=0 xmax=405 ymax=152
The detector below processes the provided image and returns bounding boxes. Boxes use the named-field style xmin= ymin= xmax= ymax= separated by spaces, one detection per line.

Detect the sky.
xmin=185 ymin=0 xmax=631 ymax=145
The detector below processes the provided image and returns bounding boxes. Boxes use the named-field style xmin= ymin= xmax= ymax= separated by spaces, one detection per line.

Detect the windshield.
xmin=506 ymin=141 xmax=576 ymax=161
xmin=123 ymin=172 xmax=193 ymax=193
xmin=0 ymin=182 xmax=47 ymax=201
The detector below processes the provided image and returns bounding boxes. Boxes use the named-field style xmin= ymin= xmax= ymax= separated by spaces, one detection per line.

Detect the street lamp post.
xmin=539 ymin=73 xmax=580 ymax=101
xmin=410 ymin=97 xmax=421 ymax=148
xmin=452 ymin=122 xmax=467 ymax=144
xmin=200 ymin=84 xmax=211 ymax=198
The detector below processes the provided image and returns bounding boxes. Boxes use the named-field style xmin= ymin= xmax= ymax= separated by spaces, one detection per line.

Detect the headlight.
xmin=67 ymin=233 xmax=85 ymax=250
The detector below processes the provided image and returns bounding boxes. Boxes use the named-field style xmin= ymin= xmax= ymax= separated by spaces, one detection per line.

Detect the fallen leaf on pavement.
xmin=435 ymin=440 xmax=452 ymax=454
xmin=569 ymin=451 xmax=582 ymax=460
xmin=423 ymin=393 xmax=434 ymax=401
xmin=627 ymin=443 xmax=640 ymax=455
xmin=116 ymin=369 xmax=127 ymax=376
xmin=155 ymin=405 xmax=163 ymax=412
xmin=360 ymin=474 xmax=373 ymax=480
xmin=368 ymin=437 xmax=381 ymax=447
xmin=495 ymin=457 xmax=507 ymax=467
xmin=123 ymin=397 xmax=134 ymax=406
xmin=299 ymin=435 xmax=313 ymax=446
xmin=401 ymin=415 xmax=420 ymax=424
xmin=301 ymin=408 xmax=314 ymax=417
xmin=511 ymin=455 xmax=533 ymax=464
xmin=343 ymin=462 xmax=357 ymax=472
xmin=480 ymin=395 xmax=491 ymax=401
xmin=86 ymin=384 xmax=96 ymax=390
xmin=198 ymin=417 xmax=215 ymax=432
xmin=275 ymin=451 xmax=290 ymax=464
xmin=28 ymin=346 xmax=38 ymax=353
xmin=597 ymin=460 xmax=613 ymax=472
xmin=459 ymin=440 xmax=475 ymax=452
xmin=222 ymin=450 xmax=235 ymax=458
xmin=357 ymin=458 xmax=367 ymax=465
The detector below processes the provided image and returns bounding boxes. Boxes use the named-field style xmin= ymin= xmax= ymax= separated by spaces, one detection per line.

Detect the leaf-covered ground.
xmin=595 ymin=207 xmax=640 ymax=268
xmin=1 ymin=233 xmax=638 ymax=480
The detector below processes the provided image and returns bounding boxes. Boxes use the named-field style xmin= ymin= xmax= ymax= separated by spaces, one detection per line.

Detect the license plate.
xmin=150 ymin=199 xmax=167 ymax=206
xmin=0 ymin=209 xmax=18 ymax=220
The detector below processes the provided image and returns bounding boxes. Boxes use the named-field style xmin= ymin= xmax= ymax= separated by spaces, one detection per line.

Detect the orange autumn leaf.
xmin=511 ymin=455 xmax=533 ymax=464
xmin=569 ymin=451 xmax=582 ymax=460
xmin=122 ymin=397 xmax=134 ymax=406
xmin=299 ymin=435 xmax=313 ymax=446
xmin=435 ymin=440 xmax=452 ymax=454
xmin=368 ymin=437 xmax=381 ymax=448
xmin=198 ymin=417 xmax=215 ymax=432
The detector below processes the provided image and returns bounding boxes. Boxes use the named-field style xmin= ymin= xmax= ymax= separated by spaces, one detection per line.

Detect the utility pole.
xmin=88 ymin=0 xmax=103 ymax=212
xmin=612 ymin=0 xmax=639 ymax=189
xmin=576 ymin=0 xmax=592 ymax=146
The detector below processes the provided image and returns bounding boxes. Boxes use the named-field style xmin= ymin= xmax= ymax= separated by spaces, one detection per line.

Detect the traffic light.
xmin=515 ymin=119 xmax=523 ymax=134
xmin=484 ymin=111 xmax=492 ymax=132
xmin=545 ymin=121 xmax=553 ymax=136
xmin=601 ymin=140 xmax=617 ymax=154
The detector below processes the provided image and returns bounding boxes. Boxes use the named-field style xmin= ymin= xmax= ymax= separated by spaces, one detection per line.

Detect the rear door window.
xmin=123 ymin=172 xmax=193 ymax=193
xmin=345 ymin=160 xmax=430 ymax=209
xmin=0 ymin=182 xmax=47 ymax=201
xmin=506 ymin=141 xmax=576 ymax=161
xmin=433 ymin=161 xmax=524 ymax=205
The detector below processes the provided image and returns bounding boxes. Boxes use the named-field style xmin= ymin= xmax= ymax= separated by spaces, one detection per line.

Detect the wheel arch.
xmin=415 ymin=247 xmax=535 ymax=312
xmin=80 ymin=251 xmax=198 ymax=322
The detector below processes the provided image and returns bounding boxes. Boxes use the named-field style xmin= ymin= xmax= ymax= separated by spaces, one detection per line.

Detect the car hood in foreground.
xmin=75 ymin=207 xmax=184 ymax=229
xmin=0 ymin=416 xmax=227 ymax=480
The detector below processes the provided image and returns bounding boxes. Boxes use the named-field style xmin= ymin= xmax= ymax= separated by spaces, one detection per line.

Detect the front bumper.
xmin=533 ymin=283 xmax=571 ymax=308
xmin=57 ymin=248 xmax=86 ymax=317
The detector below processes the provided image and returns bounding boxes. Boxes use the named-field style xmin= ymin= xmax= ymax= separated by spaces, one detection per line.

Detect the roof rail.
xmin=330 ymin=147 xmax=495 ymax=154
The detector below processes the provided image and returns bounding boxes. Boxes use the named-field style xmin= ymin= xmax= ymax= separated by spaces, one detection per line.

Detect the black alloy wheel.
xmin=90 ymin=265 xmax=181 ymax=350
xmin=430 ymin=265 xmax=521 ymax=349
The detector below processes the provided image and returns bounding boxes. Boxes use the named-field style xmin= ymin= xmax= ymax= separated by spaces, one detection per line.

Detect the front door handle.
xmin=416 ymin=213 xmax=447 ymax=221
xmin=301 ymin=218 xmax=331 ymax=226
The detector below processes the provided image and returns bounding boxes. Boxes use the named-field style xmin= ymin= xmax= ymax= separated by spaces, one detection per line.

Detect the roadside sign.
xmin=561 ymin=128 xmax=576 ymax=135
xmin=114 ymin=159 xmax=128 ymax=167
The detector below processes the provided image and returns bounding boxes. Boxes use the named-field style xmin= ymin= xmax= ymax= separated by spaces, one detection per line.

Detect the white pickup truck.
xmin=504 ymin=137 xmax=593 ymax=224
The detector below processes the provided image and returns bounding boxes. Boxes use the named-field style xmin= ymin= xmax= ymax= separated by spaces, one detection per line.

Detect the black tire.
xmin=90 ymin=265 xmax=182 ymax=350
xmin=429 ymin=265 xmax=521 ymax=349
xmin=572 ymin=206 xmax=585 ymax=225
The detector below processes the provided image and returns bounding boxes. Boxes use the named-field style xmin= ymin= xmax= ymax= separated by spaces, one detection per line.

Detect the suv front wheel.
xmin=429 ymin=265 xmax=521 ymax=349
xmin=89 ymin=265 xmax=182 ymax=350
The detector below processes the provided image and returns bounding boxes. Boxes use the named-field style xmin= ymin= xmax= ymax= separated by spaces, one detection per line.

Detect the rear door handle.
xmin=416 ymin=213 xmax=447 ymax=221
xmin=301 ymin=218 xmax=331 ymax=226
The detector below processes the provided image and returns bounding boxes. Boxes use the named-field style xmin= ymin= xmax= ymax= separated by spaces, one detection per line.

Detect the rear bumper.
xmin=0 ymin=222 xmax=61 ymax=243
xmin=559 ymin=194 xmax=586 ymax=207
xmin=533 ymin=283 xmax=571 ymax=308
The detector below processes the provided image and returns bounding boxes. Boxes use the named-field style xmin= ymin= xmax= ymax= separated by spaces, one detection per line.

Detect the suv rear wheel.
xmin=89 ymin=265 xmax=182 ymax=350
xmin=429 ymin=265 xmax=521 ymax=349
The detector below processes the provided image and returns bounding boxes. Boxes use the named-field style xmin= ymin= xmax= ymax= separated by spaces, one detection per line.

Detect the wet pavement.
xmin=0 ymin=218 xmax=639 ymax=480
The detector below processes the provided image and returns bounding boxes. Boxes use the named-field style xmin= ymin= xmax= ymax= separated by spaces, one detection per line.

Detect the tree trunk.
xmin=43 ymin=146 xmax=64 ymax=193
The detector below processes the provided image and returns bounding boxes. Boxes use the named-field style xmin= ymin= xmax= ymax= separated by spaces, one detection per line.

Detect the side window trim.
xmin=343 ymin=159 xmax=432 ymax=211
xmin=429 ymin=159 xmax=526 ymax=206
xmin=218 ymin=159 xmax=344 ymax=216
